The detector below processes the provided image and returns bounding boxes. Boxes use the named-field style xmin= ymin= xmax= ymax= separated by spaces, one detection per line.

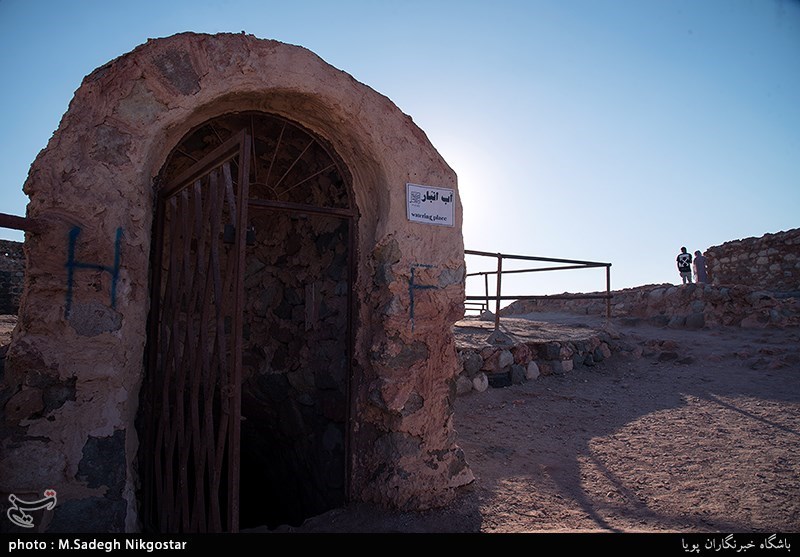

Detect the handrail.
xmin=0 ymin=212 xmax=43 ymax=233
xmin=465 ymin=249 xmax=613 ymax=331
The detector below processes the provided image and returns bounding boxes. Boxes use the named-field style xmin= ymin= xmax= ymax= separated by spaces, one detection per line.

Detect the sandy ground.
xmin=2 ymin=313 xmax=798 ymax=534
xmin=294 ymin=312 xmax=800 ymax=533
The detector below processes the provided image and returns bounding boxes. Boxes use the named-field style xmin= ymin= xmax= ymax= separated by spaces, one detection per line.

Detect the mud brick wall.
xmin=705 ymin=228 xmax=800 ymax=292
xmin=0 ymin=240 xmax=24 ymax=315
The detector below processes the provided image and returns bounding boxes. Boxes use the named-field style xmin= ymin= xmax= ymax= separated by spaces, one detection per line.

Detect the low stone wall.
xmin=503 ymin=228 xmax=800 ymax=329
xmin=0 ymin=240 xmax=24 ymax=315
xmin=505 ymin=282 xmax=800 ymax=329
xmin=453 ymin=318 xmax=616 ymax=396
xmin=705 ymin=228 xmax=800 ymax=292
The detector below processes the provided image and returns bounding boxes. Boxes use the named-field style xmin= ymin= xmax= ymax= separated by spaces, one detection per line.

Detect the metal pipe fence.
xmin=464 ymin=249 xmax=613 ymax=330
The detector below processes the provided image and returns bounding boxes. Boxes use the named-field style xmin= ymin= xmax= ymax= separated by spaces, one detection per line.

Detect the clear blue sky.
xmin=1 ymin=0 xmax=798 ymax=297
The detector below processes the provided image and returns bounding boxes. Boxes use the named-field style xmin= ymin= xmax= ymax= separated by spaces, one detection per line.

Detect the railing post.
xmin=494 ymin=253 xmax=502 ymax=331
xmin=484 ymin=273 xmax=489 ymax=315
xmin=606 ymin=265 xmax=611 ymax=319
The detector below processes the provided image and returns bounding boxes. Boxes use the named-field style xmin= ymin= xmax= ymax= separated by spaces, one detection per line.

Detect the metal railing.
xmin=465 ymin=249 xmax=613 ymax=330
xmin=0 ymin=212 xmax=41 ymax=233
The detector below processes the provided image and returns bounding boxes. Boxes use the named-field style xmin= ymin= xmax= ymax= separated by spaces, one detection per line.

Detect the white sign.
xmin=406 ymin=183 xmax=455 ymax=227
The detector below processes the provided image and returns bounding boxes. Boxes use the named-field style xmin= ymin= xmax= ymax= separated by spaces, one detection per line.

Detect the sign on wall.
xmin=406 ymin=183 xmax=455 ymax=227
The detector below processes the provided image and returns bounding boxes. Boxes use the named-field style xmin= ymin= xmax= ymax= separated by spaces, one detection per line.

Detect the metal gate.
xmin=140 ymin=130 xmax=251 ymax=533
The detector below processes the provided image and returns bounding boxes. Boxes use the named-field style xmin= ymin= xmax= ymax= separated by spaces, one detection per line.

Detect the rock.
xmin=534 ymin=361 xmax=548 ymax=375
xmin=511 ymin=343 xmax=532 ymax=364
xmin=461 ymin=351 xmax=483 ymax=377
xmin=455 ymin=375 xmax=473 ymax=395
xmin=485 ymin=330 xmax=514 ymax=345
xmin=4 ymin=388 xmax=44 ymax=422
xmin=690 ymin=300 xmax=705 ymax=313
xmin=648 ymin=315 xmax=670 ymax=327
xmin=549 ymin=359 xmax=573 ymax=375
xmin=660 ymin=340 xmax=679 ymax=351
xmin=526 ymin=361 xmax=540 ymax=380
xmin=497 ymin=349 xmax=514 ymax=369
xmin=481 ymin=348 xmax=514 ymax=373
xmin=510 ymin=364 xmax=526 ymax=385
xmin=594 ymin=343 xmax=612 ymax=361
xmin=472 ymin=373 xmax=489 ymax=393
xmin=741 ymin=313 xmax=769 ymax=328
xmin=648 ymin=288 xmax=666 ymax=302
xmin=685 ymin=312 xmax=705 ymax=329
xmin=667 ymin=315 xmax=686 ymax=328
xmin=769 ymin=309 xmax=785 ymax=325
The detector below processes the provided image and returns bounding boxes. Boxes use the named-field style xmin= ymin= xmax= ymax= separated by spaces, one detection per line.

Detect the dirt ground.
xmin=292 ymin=312 xmax=800 ymax=533
xmin=2 ymin=313 xmax=798 ymax=534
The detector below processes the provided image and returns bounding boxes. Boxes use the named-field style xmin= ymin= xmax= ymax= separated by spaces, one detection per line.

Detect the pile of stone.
xmin=454 ymin=328 xmax=615 ymax=396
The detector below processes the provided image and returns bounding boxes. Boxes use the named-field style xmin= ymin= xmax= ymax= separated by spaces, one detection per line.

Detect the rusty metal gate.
xmin=140 ymin=130 xmax=251 ymax=533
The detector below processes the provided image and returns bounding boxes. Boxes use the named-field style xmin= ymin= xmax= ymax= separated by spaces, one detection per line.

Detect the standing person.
xmin=693 ymin=250 xmax=709 ymax=284
xmin=677 ymin=247 xmax=693 ymax=284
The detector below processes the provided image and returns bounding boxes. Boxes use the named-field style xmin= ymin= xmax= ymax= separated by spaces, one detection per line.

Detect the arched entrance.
xmin=5 ymin=33 xmax=470 ymax=534
xmin=138 ymin=112 xmax=355 ymax=532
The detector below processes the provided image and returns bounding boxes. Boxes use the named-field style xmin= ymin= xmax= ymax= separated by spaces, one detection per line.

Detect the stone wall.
xmin=239 ymin=212 xmax=350 ymax=528
xmin=455 ymin=328 xmax=615 ymax=397
xmin=0 ymin=240 xmax=24 ymax=315
xmin=505 ymin=282 xmax=800 ymax=329
xmin=504 ymin=228 xmax=800 ymax=329
xmin=705 ymin=228 xmax=800 ymax=292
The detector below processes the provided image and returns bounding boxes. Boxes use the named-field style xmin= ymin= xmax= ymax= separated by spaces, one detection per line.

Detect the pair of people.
xmin=677 ymin=247 xmax=709 ymax=284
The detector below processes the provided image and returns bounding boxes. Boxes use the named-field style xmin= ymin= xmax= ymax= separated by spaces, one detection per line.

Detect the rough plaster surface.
xmin=2 ymin=32 xmax=470 ymax=532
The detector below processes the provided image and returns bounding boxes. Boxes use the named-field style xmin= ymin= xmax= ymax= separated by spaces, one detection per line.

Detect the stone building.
xmin=1 ymin=33 xmax=472 ymax=533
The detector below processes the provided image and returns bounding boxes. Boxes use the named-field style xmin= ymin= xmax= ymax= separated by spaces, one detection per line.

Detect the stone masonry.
xmin=505 ymin=228 xmax=800 ymax=330
xmin=453 ymin=318 xmax=616 ymax=397
xmin=705 ymin=227 xmax=800 ymax=292
xmin=506 ymin=282 xmax=800 ymax=330
xmin=0 ymin=240 xmax=24 ymax=315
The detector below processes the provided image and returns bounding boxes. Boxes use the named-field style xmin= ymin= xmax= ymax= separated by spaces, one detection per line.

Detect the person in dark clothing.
xmin=693 ymin=250 xmax=709 ymax=283
xmin=677 ymin=247 xmax=693 ymax=284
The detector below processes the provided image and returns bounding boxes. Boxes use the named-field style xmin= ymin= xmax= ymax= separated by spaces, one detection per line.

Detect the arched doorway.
xmin=138 ymin=112 xmax=355 ymax=532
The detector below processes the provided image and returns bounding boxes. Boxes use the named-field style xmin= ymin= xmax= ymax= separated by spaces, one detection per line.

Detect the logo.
xmin=7 ymin=489 xmax=57 ymax=529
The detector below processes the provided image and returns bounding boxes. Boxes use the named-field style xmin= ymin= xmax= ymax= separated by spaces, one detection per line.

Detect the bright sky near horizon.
xmin=1 ymin=0 xmax=798 ymax=298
